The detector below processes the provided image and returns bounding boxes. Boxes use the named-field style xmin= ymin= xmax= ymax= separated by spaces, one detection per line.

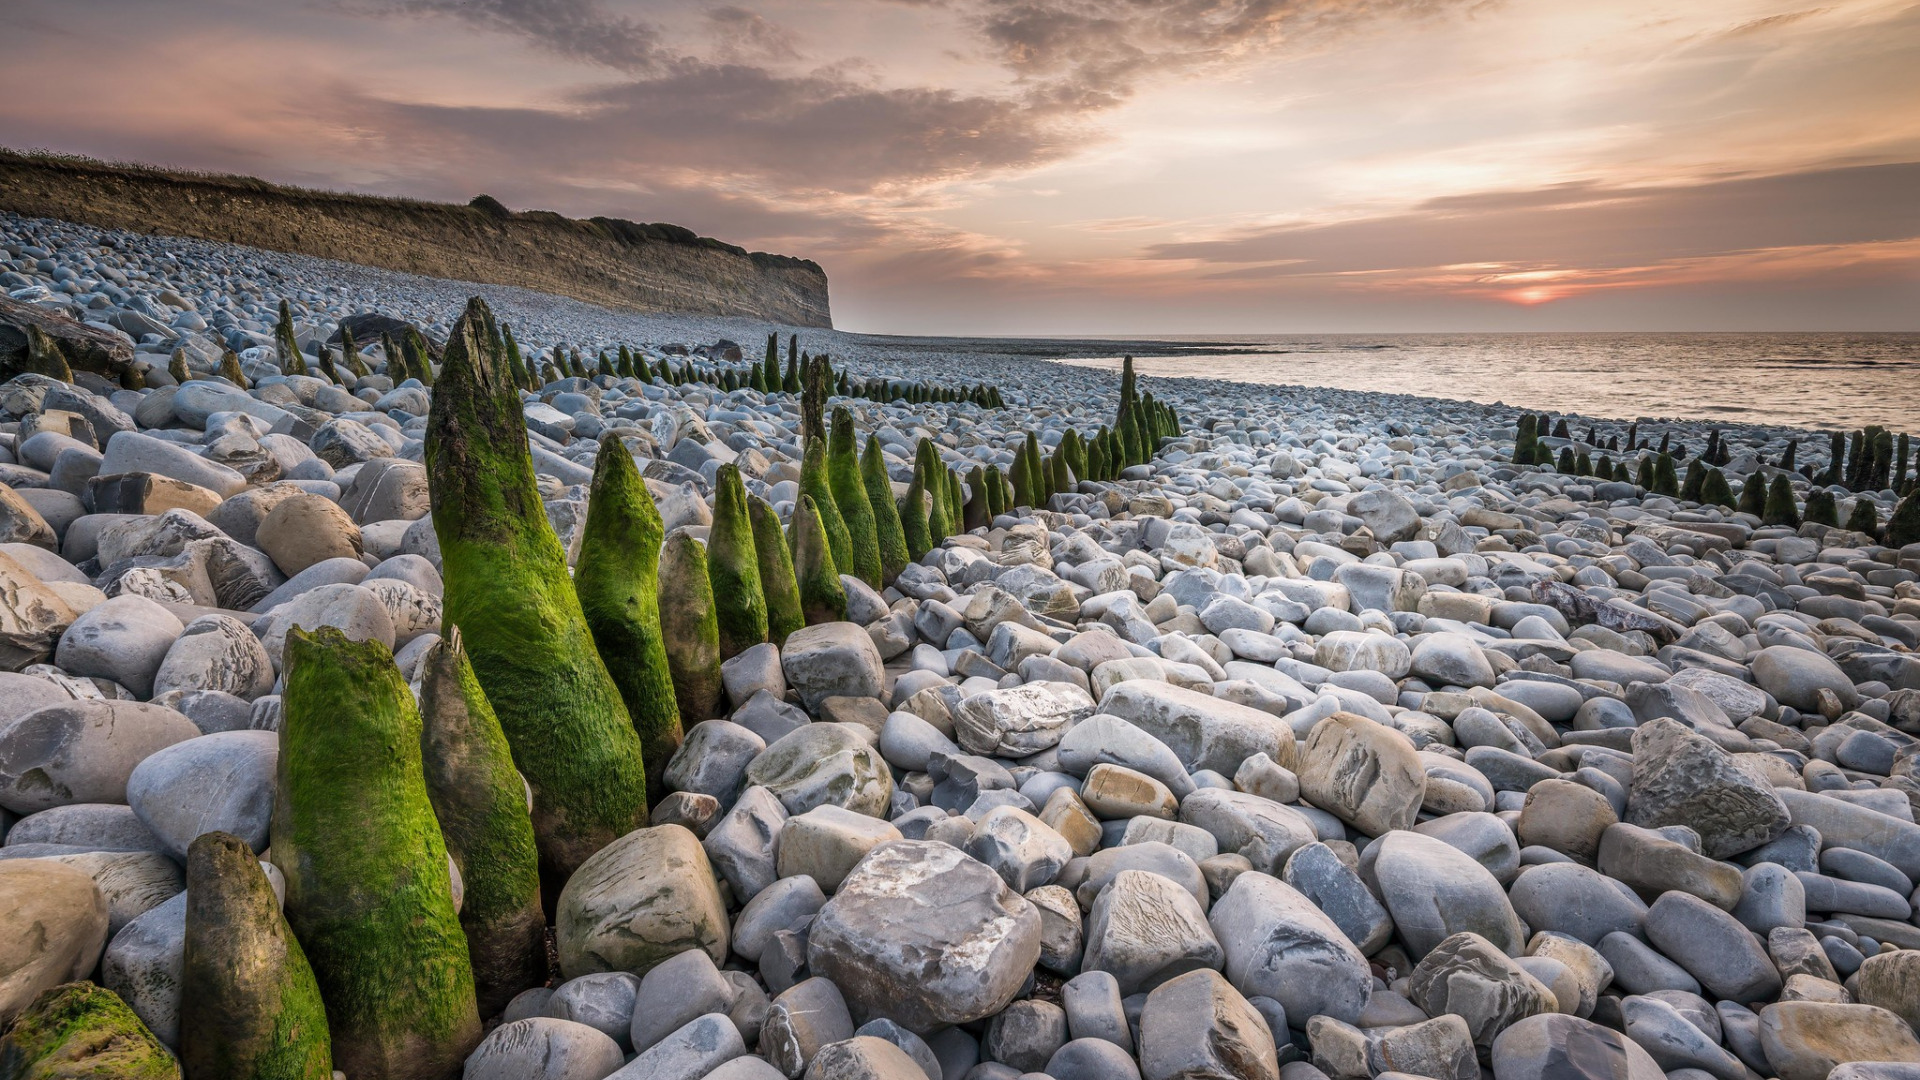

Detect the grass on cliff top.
xmin=0 ymin=146 xmax=819 ymax=270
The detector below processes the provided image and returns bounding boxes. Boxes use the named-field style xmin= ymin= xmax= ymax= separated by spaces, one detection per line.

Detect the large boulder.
xmin=1366 ymin=829 xmax=1528 ymax=959
xmin=0 ymin=700 xmax=200 ymax=815
xmin=807 ymin=840 xmax=1041 ymax=1034
xmin=0 ymin=548 xmax=78 ymax=669
xmin=1209 ymin=869 xmax=1372 ymax=1026
xmin=1099 ymin=680 xmax=1292 ymax=776
xmin=53 ymin=594 xmax=183 ymax=698
xmin=1751 ymin=646 xmax=1859 ymax=713
xmin=125 ymin=730 xmax=278 ymax=861
xmin=554 ymin=824 xmax=729 ymax=980
xmin=1297 ymin=712 xmax=1425 ymax=837
xmin=0 ymin=859 xmax=110 ymax=1027
xmin=1625 ymin=718 xmax=1789 ymax=858
xmin=1408 ymin=932 xmax=1557 ymax=1051
xmin=743 ymin=722 xmax=892 ymax=818
xmin=780 ymin=622 xmax=885 ymax=710
xmin=953 ymin=682 xmax=1095 ymax=757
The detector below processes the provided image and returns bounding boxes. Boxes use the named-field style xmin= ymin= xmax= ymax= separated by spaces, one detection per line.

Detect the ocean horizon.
xmin=1029 ymin=330 xmax=1920 ymax=433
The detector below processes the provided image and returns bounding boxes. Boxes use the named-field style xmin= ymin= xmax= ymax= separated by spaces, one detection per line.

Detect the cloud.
xmin=1146 ymin=162 xmax=1920 ymax=275
xmin=350 ymin=0 xmax=668 ymax=71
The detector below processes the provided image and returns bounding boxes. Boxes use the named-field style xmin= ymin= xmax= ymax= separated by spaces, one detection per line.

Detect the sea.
xmin=1047 ymin=332 xmax=1920 ymax=433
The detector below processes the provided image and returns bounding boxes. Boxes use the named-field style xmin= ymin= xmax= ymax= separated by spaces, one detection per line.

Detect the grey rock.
xmin=1082 ymin=867 xmax=1224 ymax=995
xmin=1644 ymin=890 xmax=1782 ymax=1002
xmin=1210 ymin=869 xmax=1372 ymax=1026
xmin=1408 ymin=932 xmax=1557 ymax=1050
xmin=124 ymin=729 xmax=277 ymax=860
xmin=53 ymin=593 xmax=182 ymax=697
xmin=806 ymin=840 xmax=1041 ymax=1033
xmin=1626 ymin=718 xmax=1789 ymax=859
xmin=1137 ymin=968 xmax=1279 ymax=1080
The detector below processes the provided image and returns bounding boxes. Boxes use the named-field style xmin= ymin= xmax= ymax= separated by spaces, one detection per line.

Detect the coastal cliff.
xmin=0 ymin=150 xmax=831 ymax=327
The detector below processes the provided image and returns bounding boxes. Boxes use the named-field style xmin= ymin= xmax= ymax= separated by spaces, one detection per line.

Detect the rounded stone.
xmin=53 ymin=594 xmax=183 ymax=698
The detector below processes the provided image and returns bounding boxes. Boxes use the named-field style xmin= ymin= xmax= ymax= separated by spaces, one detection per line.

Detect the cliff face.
xmin=0 ymin=151 xmax=831 ymax=327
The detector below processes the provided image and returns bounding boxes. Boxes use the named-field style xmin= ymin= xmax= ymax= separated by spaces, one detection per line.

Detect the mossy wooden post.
xmin=1763 ymin=474 xmax=1801 ymax=527
xmin=1846 ymin=497 xmax=1879 ymax=536
xmin=748 ymin=495 xmax=805 ymax=646
xmin=790 ymin=495 xmax=847 ymax=625
xmin=405 ymin=328 xmax=436 ymax=387
xmin=274 ymin=628 xmax=481 ymax=1080
xmin=418 ymin=630 xmax=545 ymax=1016
xmin=985 ymin=465 xmax=1008 ymax=518
xmin=709 ymin=464 xmax=769 ymax=659
xmin=180 ymin=831 xmax=333 ymax=1080
xmin=275 ymin=299 xmax=307 ymax=376
xmin=1802 ymin=489 xmax=1839 ymax=527
xmin=659 ymin=531 xmax=725 ymax=725
xmin=169 ymin=348 xmax=193 ymax=385
xmin=899 ymin=465 xmax=932 ymax=562
xmin=828 ymin=407 xmax=883 ymax=588
xmin=339 ymin=325 xmax=370 ymax=379
xmin=219 ymin=347 xmax=249 ymax=389
xmin=862 ymin=434 xmax=910 ymax=587
xmin=20 ymin=324 xmax=75 ymax=382
xmin=425 ymin=297 xmax=646 ymax=883
xmin=963 ymin=466 xmax=991 ymax=531
xmin=923 ymin=444 xmax=952 ymax=545
xmin=947 ymin=466 xmax=965 ymax=533
xmin=1738 ymin=472 xmax=1768 ymax=517
xmin=799 ymin=437 xmax=854 ymax=575
xmin=1701 ymin=468 xmax=1736 ymax=509
xmin=1889 ymin=488 xmax=1920 ymax=546
xmin=1049 ymin=450 xmax=1072 ymax=500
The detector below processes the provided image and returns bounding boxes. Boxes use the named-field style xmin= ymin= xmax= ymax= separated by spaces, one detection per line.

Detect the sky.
xmin=4 ymin=0 xmax=1918 ymax=335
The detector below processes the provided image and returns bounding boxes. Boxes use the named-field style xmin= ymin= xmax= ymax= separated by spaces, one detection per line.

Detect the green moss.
xmin=168 ymin=348 xmax=192 ymax=385
xmin=1845 ymin=497 xmax=1879 ymax=536
xmin=828 ymin=408 xmax=883 ymax=588
xmin=1802 ymin=488 xmax=1839 ymax=527
xmin=917 ymin=440 xmax=951 ymax=544
xmin=963 ymin=466 xmax=990 ymax=531
xmin=218 ymin=347 xmax=249 ymax=389
xmin=1049 ymin=449 xmax=1072 ymax=500
xmin=0 ymin=982 xmax=180 ymax=1080
xmin=659 ymin=531 xmax=725 ymax=724
xmin=1889 ymin=489 xmax=1920 ymax=546
xmin=899 ymin=463 xmax=931 ymax=562
xmin=1700 ymin=467 xmax=1736 ymax=509
xmin=1738 ymin=472 xmax=1768 ymax=517
xmin=418 ymin=630 xmax=546 ymax=1017
xmin=180 ymin=831 xmax=334 ymax=1079
xmin=403 ymin=328 xmax=434 ymax=387
xmin=749 ymin=495 xmax=805 ymax=646
xmin=1762 ymin=473 xmax=1801 ymax=527
xmin=862 ymin=434 xmax=910 ymax=587
xmin=274 ymin=628 xmax=480 ymax=1080
xmin=947 ymin=466 xmax=964 ymax=533
xmin=275 ymin=299 xmax=307 ymax=377
xmin=709 ymin=464 xmax=769 ymax=659
xmin=790 ymin=494 xmax=847 ymax=625
xmin=799 ymin=437 xmax=854 ymax=575
xmin=425 ymin=297 xmax=646 ymax=882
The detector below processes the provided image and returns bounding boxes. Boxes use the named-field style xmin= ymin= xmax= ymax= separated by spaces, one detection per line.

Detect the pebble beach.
xmin=3 ymin=209 xmax=1920 ymax=1080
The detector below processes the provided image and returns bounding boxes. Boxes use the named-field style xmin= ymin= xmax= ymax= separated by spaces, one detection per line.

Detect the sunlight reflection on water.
xmin=1055 ymin=332 xmax=1920 ymax=432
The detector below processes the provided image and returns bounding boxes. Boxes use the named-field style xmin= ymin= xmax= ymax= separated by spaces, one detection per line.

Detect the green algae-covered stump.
xmin=273 ymin=627 xmax=481 ymax=1080
xmin=179 ymin=832 xmax=332 ymax=1080
xmin=790 ymin=494 xmax=847 ymax=625
xmin=748 ymin=495 xmax=805 ymax=648
xmin=426 ymin=297 xmax=647 ymax=882
xmin=0 ymin=982 xmax=179 ymax=1080
xmin=659 ymin=532 xmax=725 ymax=725
xmin=899 ymin=463 xmax=932 ymax=562
xmin=707 ymin=464 xmax=769 ymax=660
xmin=827 ymin=408 xmax=883 ymax=588
xmin=419 ymin=630 xmax=546 ymax=1018
xmin=862 ymin=434 xmax=910 ymax=587
xmin=574 ymin=436 xmax=682 ymax=806
xmin=798 ymin=437 xmax=855 ymax=576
